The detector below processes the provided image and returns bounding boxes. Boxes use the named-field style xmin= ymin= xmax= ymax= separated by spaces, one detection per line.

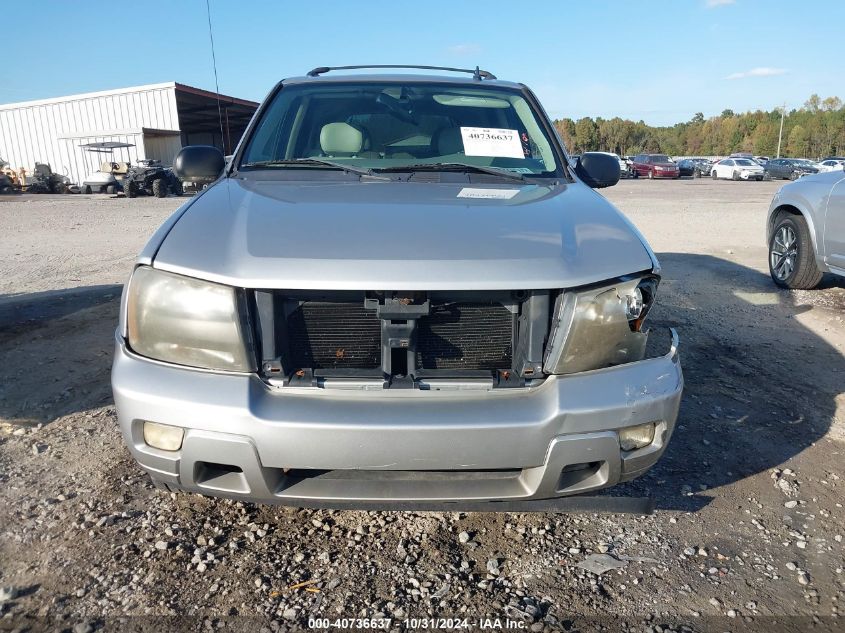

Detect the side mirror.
xmin=173 ymin=145 xmax=225 ymax=183
xmin=574 ymin=152 xmax=621 ymax=188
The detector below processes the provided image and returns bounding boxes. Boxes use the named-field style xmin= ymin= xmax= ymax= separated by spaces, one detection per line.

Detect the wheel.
xmin=631 ymin=169 xmax=638 ymax=179
xmin=789 ymin=171 xmax=799 ymax=181
xmin=768 ymin=214 xmax=823 ymax=289
xmin=647 ymin=169 xmax=654 ymax=179
xmin=170 ymin=179 xmax=183 ymax=196
xmin=124 ymin=180 xmax=137 ymax=198
xmin=711 ymin=170 xmax=718 ymax=180
xmin=693 ymin=169 xmax=701 ymax=179
xmin=106 ymin=184 xmax=115 ymax=195
xmin=83 ymin=185 xmax=92 ymax=194
xmin=152 ymin=178 xmax=167 ymax=198
xmin=732 ymin=170 xmax=740 ymax=181
xmin=52 ymin=182 xmax=68 ymax=194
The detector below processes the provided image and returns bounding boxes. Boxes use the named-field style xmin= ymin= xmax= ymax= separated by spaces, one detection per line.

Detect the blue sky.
xmin=3 ymin=0 xmax=843 ymax=125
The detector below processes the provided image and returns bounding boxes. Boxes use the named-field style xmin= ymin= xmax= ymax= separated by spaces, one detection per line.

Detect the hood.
xmin=152 ymin=177 xmax=655 ymax=290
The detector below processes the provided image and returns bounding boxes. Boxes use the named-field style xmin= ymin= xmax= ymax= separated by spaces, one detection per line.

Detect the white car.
xmin=711 ymin=157 xmax=765 ymax=181
xmin=816 ymin=159 xmax=845 ymax=173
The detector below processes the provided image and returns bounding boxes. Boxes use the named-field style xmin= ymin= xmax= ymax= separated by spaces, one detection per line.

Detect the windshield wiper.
xmin=239 ymin=158 xmax=374 ymax=177
xmin=373 ymin=162 xmax=526 ymax=182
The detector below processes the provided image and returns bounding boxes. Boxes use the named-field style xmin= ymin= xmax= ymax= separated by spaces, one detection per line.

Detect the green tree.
xmin=573 ymin=117 xmax=598 ymax=152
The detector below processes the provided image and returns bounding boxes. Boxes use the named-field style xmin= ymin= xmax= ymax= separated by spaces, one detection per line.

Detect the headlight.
xmin=543 ymin=277 xmax=657 ymax=375
xmin=126 ymin=266 xmax=253 ymax=372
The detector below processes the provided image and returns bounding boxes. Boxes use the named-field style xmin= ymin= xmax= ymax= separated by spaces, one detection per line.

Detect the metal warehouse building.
xmin=0 ymin=82 xmax=258 ymax=187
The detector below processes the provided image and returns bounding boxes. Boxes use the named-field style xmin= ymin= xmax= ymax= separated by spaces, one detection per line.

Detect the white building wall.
xmin=0 ymin=83 xmax=180 ymax=186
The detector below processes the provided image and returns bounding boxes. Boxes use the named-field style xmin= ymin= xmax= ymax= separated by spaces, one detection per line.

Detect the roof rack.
xmin=306 ymin=65 xmax=497 ymax=81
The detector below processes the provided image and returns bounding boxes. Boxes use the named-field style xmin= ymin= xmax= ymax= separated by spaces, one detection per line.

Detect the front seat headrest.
xmin=434 ymin=127 xmax=464 ymax=156
xmin=320 ymin=122 xmax=364 ymax=156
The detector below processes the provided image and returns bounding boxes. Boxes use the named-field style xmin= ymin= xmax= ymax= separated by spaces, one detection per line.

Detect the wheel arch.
xmin=767 ymin=203 xmax=824 ymax=268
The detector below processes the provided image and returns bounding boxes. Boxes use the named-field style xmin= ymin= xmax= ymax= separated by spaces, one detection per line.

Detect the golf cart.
xmin=80 ymin=142 xmax=134 ymax=194
xmin=123 ymin=159 xmax=182 ymax=198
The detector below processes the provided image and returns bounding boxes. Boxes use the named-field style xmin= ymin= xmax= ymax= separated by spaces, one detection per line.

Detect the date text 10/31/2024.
xmin=308 ymin=617 xmax=528 ymax=630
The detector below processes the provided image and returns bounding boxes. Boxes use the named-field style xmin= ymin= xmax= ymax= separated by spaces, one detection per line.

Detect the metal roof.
xmin=0 ymin=82 xmax=258 ymax=111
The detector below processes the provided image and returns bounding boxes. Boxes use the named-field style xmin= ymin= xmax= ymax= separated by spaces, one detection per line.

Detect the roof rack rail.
xmin=306 ymin=65 xmax=497 ymax=81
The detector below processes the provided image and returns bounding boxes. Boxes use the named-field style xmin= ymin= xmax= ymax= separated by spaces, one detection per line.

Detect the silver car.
xmin=112 ymin=66 xmax=683 ymax=508
xmin=767 ymin=170 xmax=845 ymax=288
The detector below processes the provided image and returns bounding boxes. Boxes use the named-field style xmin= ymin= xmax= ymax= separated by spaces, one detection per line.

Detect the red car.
xmin=630 ymin=154 xmax=680 ymax=179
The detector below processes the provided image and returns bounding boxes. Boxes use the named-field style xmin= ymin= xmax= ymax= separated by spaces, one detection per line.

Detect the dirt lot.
xmin=1 ymin=180 xmax=843 ymax=633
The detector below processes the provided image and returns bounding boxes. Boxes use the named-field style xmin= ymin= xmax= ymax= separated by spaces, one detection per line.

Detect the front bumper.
xmin=112 ymin=330 xmax=683 ymax=505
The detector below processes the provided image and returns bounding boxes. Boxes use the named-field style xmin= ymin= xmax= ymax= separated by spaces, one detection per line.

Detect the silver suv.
xmin=112 ymin=66 xmax=683 ymax=508
xmin=767 ymin=170 xmax=845 ymax=288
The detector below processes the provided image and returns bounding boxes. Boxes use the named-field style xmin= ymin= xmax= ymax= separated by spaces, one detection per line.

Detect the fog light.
xmin=143 ymin=421 xmax=184 ymax=451
xmin=618 ymin=422 xmax=656 ymax=451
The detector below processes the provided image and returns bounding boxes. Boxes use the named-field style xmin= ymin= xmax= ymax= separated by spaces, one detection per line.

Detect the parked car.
xmin=767 ymin=170 xmax=845 ymax=288
xmin=630 ymin=154 xmax=680 ymax=179
xmin=711 ymin=157 xmax=765 ymax=180
xmin=765 ymin=158 xmax=820 ymax=180
xmin=112 ymin=65 xmax=683 ymax=509
xmin=816 ymin=159 xmax=845 ymax=173
xmin=754 ymin=156 xmax=770 ymax=166
xmin=677 ymin=158 xmax=712 ymax=178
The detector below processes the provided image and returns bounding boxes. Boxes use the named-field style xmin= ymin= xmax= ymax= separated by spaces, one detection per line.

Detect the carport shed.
xmin=0 ymin=82 xmax=258 ymax=187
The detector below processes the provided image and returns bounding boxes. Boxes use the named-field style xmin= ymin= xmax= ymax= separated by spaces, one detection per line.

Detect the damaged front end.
xmin=544 ymin=276 xmax=659 ymax=375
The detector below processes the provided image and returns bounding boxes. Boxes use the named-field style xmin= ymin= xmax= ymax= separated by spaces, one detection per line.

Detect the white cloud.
xmin=447 ymin=43 xmax=481 ymax=56
xmin=705 ymin=0 xmax=735 ymax=7
xmin=726 ymin=67 xmax=788 ymax=80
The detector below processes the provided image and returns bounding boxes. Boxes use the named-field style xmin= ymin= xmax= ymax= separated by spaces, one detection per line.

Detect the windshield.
xmin=239 ymin=81 xmax=562 ymax=176
xmin=734 ymin=159 xmax=756 ymax=166
xmin=794 ymin=159 xmax=816 ymax=166
xmin=650 ymin=155 xmax=671 ymax=163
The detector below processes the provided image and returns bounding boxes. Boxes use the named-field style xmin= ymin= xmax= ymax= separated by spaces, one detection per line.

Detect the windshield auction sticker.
xmin=460 ymin=127 xmax=524 ymax=158
xmin=457 ymin=187 xmax=520 ymax=200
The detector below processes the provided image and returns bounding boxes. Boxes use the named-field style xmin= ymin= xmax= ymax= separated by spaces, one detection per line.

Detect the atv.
xmin=122 ymin=159 xmax=183 ymax=198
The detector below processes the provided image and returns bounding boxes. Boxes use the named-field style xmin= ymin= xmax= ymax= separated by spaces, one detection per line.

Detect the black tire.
xmin=170 ymin=179 xmax=183 ymax=196
xmin=124 ymin=181 xmax=137 ymax=198
xmin=693 ymin=169 xmax=701 ymax=179
xmin=52 ymin=182 xmax=68 ymax=194
xmin=732 ymin=170 xmax=740 ymax=181
xmin=106 ymin=184 xmax=115 ymax=195
xmin=152 ymin=178 xmax=167 ymax=198
xmin=83 ymin=185 xmax=92 ymax=194
xmin=711 ymin=170 xmax=718 ymax=180
xmin=768 ymin=214 xmax=823 ymax=289
xmin=647 ymin=170 xmax=654 ymax=179
xmin=789 ymin=170 xmax=799 ymax=181
xmin=631 ymin=169 xmax=638 ymax=179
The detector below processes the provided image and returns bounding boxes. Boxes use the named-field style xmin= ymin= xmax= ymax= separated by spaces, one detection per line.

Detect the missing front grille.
xmin=286 ymin=301 xmax=381 ymax=369
xmin=416 ymin=302 xmax=514 ymax=370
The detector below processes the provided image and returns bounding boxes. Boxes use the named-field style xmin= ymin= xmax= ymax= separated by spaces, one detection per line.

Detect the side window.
xmin=724 ymin=160 xmax=734 ymax=166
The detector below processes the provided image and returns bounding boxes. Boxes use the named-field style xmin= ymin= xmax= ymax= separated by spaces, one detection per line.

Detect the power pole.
xmin=776 ymin=103 xmax=786 ymax=158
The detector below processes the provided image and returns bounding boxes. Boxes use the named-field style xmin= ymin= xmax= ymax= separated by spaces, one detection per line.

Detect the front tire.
xmin=711 ymin=170 xmax=718 ymax=180
xmin=152 ymin=178 xmax=167 ymax=198
xmin=732 ymin=171 xmax=740 ymax=181
xmin=648 ymin=170 xmax=654 ymax=179
xmin=124 ymin=181 xmax=137 ymax=198
xmin=768 ymin=214 xmax=823 ymax=289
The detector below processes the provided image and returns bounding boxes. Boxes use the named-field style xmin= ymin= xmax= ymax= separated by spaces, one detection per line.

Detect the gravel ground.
xmin=0 ymin=181 xmax=843 ymax=632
